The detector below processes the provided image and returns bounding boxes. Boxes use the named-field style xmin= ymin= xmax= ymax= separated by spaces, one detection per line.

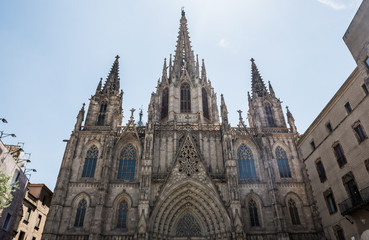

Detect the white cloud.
xmin=219 ymin=38 xmax=230 ymax=48
xmin=316 ymin=0 xmax=347 ymax=10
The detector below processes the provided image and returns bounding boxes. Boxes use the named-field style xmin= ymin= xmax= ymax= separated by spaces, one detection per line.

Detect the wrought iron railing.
xmin=338 ymin=185 xmax=369 ymax=215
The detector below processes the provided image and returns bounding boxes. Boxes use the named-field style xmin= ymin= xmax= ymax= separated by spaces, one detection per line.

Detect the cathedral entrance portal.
xmin=149 ymin=181 xmax=232 ymax=239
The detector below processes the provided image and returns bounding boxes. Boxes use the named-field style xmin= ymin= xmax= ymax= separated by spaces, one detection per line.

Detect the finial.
xmin=130 ymin=108 xmax=136 ymax=119
xmin=115 ymin=55 xmax=120 ymax=59
xmin=250 ymin=58 xmax=255 ymax=63
xmin=181 ymin=7 xmax=185 ymax=16
xmin=137 ymin=107 xmax=144 ymax=126
xmin=237 ymin=110 xmax=243 ymax=120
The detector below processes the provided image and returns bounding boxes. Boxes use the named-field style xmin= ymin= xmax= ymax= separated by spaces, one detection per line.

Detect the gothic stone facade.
xmin=43 ymin=11 xmax=323 ymax=240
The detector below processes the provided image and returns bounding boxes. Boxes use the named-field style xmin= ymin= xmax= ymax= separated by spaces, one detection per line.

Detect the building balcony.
xmin=338 ymin=185 xmax=369 ymax=215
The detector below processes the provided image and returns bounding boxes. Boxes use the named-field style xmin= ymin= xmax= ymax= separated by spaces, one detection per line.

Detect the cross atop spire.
xmin=172 ymin=9 xmax=196 ymax=80
xmin=102 ymin=55 xmax=120 ymax=94
xmin=250 ymin=58 xmax=268 ymax=98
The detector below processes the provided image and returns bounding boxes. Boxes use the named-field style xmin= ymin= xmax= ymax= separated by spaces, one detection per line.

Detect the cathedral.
xmin=43 ymin=10 xmax=324 ymax=240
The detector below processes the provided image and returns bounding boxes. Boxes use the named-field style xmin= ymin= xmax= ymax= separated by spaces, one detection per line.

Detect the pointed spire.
xmin=220 ymin=94 xmax=229 ymax=125
xmin=102 ymin=55 xmax=120 ymax=94
xmin=74 ymin=103 xmax=85 ymax=131
xmin=168 ymin=54 xmax=173 ymax=81
xmin=268 ymin=81 xmax=275 ymax=97
xmin=173 ymin=9 xmax=196 ymax=80
xmin=196 ymin=54 xmax=200 ymax=78
xmin=201 ymin=59 xmax=207 ymax=82
xmin=250 ymin=58 xmax=268 ymax=98
xmin=96 ymin=78 xmax=102 ymax=94
xmin=248 ymin=91 xmax=252 ymax=106
xmin=286 ymin=106 xmax=297 ymax=133
xmin=162 ymin=58 xmax=168 ymax=83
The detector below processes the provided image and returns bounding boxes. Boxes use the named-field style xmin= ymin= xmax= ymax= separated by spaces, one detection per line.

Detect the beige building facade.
xmin=0 ymin=142 xmax=29 ymax=240
xmin=43 ymin=11 xmax=324 ymax=240
xmin=13 ymin=184 xmax=53 ymax=240
xmin=298 ymin=1 xmax=369 ymax=240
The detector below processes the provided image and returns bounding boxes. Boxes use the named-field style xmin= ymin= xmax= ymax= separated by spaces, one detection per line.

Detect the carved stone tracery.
xmin=178 ymin=136 xmax=199 ymax=176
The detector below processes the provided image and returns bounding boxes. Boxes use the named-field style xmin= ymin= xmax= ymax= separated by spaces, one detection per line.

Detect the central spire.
xmin=250 ymin=58 xmax=268 ymax=98
xmin=172 ymin=8 xmax=196 ymax=80
xmin=102 ymin=55 xmax=120 ymax=94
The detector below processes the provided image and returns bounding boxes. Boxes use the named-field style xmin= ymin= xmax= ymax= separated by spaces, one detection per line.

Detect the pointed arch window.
xmin=97 ymin=102 xmax=107 ymax=126
xmin=161 ymin=88 xmax=169 ymax=119
xmin=288 ymin=199 xmax=301 ymax=225
xmin=176 ymin=213 xmax=201 ymax=237
xmin=117 ymin=144 xmax=136 ymax=180
xmin=264 ymin=102 xmax=276 ymax=127
xmin=202 ymin=88 xmax=209 ymax=119
xmin=74 ymin=199 xmax=87 ymax=227
xmin=249 ymin=199 xmax=260 ymax=227
xmin=116 ymin=200 xmax=128 ymax=229
xmin=238 ymin=144 xmax=257 ymax=180
xmin=82 ymin=145 xmax=98 ymax=178
xmin=181 ymin=83 xmax=191 ymax=113
xmin=276 ymin=146 xmax=292 ymax=178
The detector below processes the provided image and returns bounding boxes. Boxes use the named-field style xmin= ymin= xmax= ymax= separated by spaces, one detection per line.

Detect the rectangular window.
xmin=337 ymin=228 xmax=345 ymax=240
xmin=346 ymin=179 xmax=362 ymax=205
xmin=24 ymin=207 xmax=31 ymax=222
xmin=2 ymin=213 xmax=11 ymax=231
xmin=344 ymin=102 xmax=352 ymax=114
xmin=35 ymin=215 xmax=42 ymax=229
xmin=42 ymin=195 xmax=47 ymax=205
xmin=333 ymin=143 xmax=347 ymax=167
xmin=316 ymin=160 xmax=327 ymax=182
xmin=310 ymin=141 xmax=316 ymax=150
xmin=353 ymin=123 xmax=367 ymax=143
xmin=362 ymin=84 xmax=369 ymax=95
xmin=365 ymin=159 xmax=369 ymax=173
xmin=18 ymin=231 xmax=25 ymax=240
xmin=326 ymin=122 xmax=333 ymax=133
xmin=324 ymin=189 xmax=337 ymax=214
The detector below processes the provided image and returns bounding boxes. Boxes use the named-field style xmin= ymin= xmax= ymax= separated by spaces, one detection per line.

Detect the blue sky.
xmin=0 ymin=0 xmax=361 ymax=189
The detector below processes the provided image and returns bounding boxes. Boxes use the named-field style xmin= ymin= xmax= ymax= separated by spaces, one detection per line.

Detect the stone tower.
xmin=43 ymin=10 xmax=324 ymax=240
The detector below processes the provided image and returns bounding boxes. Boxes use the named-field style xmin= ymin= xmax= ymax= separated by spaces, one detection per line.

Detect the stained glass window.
xmin=117 ymin=144 xmax=136 ymax=180
xmin=176 ymin=213 xmax=201 ymax=237
xmin=249 ymin=199 xmax=260 ymax=227
xmin=82 ymin=145 xmax=98 ymax=178
xmin=74 ymin=199 xmax=87 ymax=227
xmin=117 ymin=200 xmax=128 ymax=229
xmin=288 ymin=199 xmax=300 ymax=225
xmin=202 ymin=88 xmax=209 ymax=119
xmin=161 ymin=88 xmax=169 ymax=119
xmin=264 ymin=102 xmax=275 ymax=127
xmin=181 ymin=83 xmax=191 ymax=113
xmin=238 ymin=144 xmax=257 ymax=180
xmin=276 ymin=147 xmax=291 ymax=178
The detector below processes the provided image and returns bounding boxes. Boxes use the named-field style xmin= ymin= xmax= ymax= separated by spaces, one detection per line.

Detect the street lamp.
xmin=17 ymin=159 xmax=31 ymax=164
xmin=0 ymin=118 xmax=7 ymax=123
xmin=24 ymin=169 xmax=37 ymax=173
xmin=24 ymin=168 xmax=37 ymax=181
xmin=0 ymin=131 xmax=16 ymax=139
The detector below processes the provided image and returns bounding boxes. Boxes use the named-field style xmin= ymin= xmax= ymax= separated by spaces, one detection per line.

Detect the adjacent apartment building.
xmin=0 ymin=142 xmax=28 ymax=239
xmin=13 ymin=184 xmax=53 ymax=240
xmin=298 ymin=1 xmax=369 ymax=239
